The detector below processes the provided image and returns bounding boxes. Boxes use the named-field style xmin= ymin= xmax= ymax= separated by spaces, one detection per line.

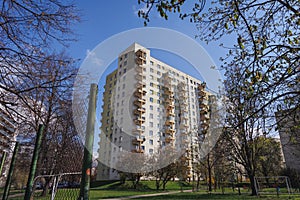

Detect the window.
xmin=119 ymin=57 xmax=122 ymax=61
xmin=119 ymin=146 xmax=123 ymax=151
xmin=119 ymin=136 xmax=123 ymax=142
xmin=150 ymin=82 xmax=154 ymax=87
xmin=157 ymin=64 xmax=161 ymax=69
xmin=157 ymin=99 xmax=160 ymax=104
xmin=150 ymin=105 xmax=153 ymax=110
xmin=149 ymin=149 xmax=154 ymax=154
xmin=149 ymin=130 xmax=153 ymax=136
xmin=119 ymin=64 xmax=122 ymax=68
xmin=157 ymin=71 xmax=161 ymax=75
xmin=122 ymin=91 xmax=125 ymax=97
xmin=150 ymin=122 xmax=153 ymax=127
xmin=150 ymin=113 xmax=153 ymax=119
xmin=107 ymin=111 xmax=110 ymax=116
xmin=150 ymin=97 xmax=154 ymax=102
xmin=124 ymin=53 xmax=128 ymax=58
xmin=150 ymin=90 xmax=154 ymax=95
xmin=123 ymin=68 xmax=127 ymax=73
xmin=150 ymin=75 xmax=154 ymax=80
xmin=124 ymin=60 xmax=127 ymax=66
xmin=157 ymin=107 xmax=160 ymax=112
xmin=150 ymin=68 xmax=154 ymax=73
xmin=149 ymin=139 xmax=153 ymax=145
xmin=122 ymin=83 xmax=125 ymax=89
xmin=150 ymin=61 xmax=154 ymax=65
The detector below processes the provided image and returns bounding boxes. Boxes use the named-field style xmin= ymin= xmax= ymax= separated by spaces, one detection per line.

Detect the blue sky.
xmin=68 ymin=0 xmax=231 ymax=155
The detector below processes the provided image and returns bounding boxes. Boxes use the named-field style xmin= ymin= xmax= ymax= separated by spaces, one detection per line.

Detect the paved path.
xmin=104 ymin=190 xmax=192 ymax=200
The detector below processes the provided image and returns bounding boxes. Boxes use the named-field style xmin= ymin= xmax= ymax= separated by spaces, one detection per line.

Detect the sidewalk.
xmin=104 ymin=190 xmax=192 ymax=200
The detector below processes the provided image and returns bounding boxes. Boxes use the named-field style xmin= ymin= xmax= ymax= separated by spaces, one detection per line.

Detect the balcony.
xmin=134 ymin=107 xmax=146 ymax=115
xmin=165 ymin=89 xmax=174 ymax=95
xmin=134 ymin=89 xmax=146 ymax=98
xmin=200 ymin=110 xmax=208 ymax=115
xmin=198 ymin=91 xmax=206 ymax=97
xmin=132 ymin=137 xmax=144 ymax=145
xmin=136 ymin=81 xmax=146 ymax=88
xmin=133 ymin=126 xmax=144 ymax=133
xmin=167 ymin=112 xmax=175 ymax=117
xmin=135 ymin=58 xmax=145 ymax=65
xmin=201 ymin=123 xmax=209 ymax=129
xmin=166 ymin=103 xmax=175 ymax=109
xmin=134 ymin=98 xmax=146 ymax=106
xmin=132 ymin=149 xmax=144 ymax=153
xmin=199 ymin=103 xmax=208 ymax=109
xmin=198 ymin=82 xmax=206 ymax=90
xmin=135 ymin=49 xmax=146 ymax=59
xmin=165 ymin=127 xmax=175 ymax=135
xmin=165 ymin=136 xmax=175 ymax=143
xmin=181 ymin=114 xmax=189 ymax=119
xmin=179 ymin=93 xmax=187 ymax=99
xmin=134 ymin=116 xmax=145 ymax=125
xmin=180 ymin=123 xmax=189 ymax=129
xmin=200 ymin=114 xmax=209 ymax=121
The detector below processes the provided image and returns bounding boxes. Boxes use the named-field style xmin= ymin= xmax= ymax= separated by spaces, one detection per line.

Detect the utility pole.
xmin=24 ymin=124 xmax=44 ymax=200
xmin=2 ymin=142 xmax=19 ymax=200
xmin=79 ymin=84 xmax=98 ymax=200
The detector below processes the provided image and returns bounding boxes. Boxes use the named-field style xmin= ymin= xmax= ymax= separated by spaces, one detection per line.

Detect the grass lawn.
xmin=3 ymin=181 xmax=300 ymax=200
xmin=131 ymin=191 xmax=300 ymax=200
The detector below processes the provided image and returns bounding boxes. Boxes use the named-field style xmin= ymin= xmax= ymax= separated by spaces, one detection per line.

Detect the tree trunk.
xmin=196 ymin=173 xmax=200 ymax=191
xmin=249 ymin=174 xmax=257 ymax=196
xmin=207 ymin=155 xmax=212 ymax=192
xmin=156 ymin=179 xmax=160 ymax=190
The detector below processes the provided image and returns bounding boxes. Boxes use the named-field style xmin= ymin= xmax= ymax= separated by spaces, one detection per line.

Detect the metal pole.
xmin=24 ymin=124 xmax=44 ymax=200
xmin=79 ymin=84 xmax=98 ymax=200
xmin=2 ymin=142 xmax=19 ymax=200
xmin=0 ymin=151 xmax=7 ymax=175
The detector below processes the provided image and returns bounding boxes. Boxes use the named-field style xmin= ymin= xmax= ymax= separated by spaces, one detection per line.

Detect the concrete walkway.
xmin=104 ymin=190 xmax=192 ymax=200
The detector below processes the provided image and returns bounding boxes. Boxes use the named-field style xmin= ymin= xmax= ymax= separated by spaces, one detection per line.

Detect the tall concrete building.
xmin=276 ymin=108 xmax=300 ymax=173
xmin=0 ymin=107 xmax=17 ymax=186
xmin=97 ymin=43 xmax=212 ymax=180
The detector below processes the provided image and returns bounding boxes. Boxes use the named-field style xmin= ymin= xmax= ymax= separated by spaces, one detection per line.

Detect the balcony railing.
xmin=165 ymin=136 xmax=175 ymax=143
xmin=132 ymin=148 xmax=144 ymax=153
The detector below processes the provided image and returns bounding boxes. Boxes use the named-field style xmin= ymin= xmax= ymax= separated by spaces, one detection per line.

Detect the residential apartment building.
xmin=0 ymin=107 xmax=17 ymax=186
xmin=275 ymin=107 xmax=300 ymax=173
xmin=97 ymin=43 xmax=212 ymax=180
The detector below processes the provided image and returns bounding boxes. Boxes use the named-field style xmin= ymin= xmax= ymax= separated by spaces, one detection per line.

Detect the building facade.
xmin=97 ymin=43 xmax=212 ymax=180
xmin=0 ymin=107 xmax=17 ymax=186
xmin=276 ymin=108 xmax=300 ymax=173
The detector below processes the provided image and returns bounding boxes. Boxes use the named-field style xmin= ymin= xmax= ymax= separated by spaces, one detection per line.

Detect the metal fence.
xmin=32 ymin=172 xmax=81 ymax=200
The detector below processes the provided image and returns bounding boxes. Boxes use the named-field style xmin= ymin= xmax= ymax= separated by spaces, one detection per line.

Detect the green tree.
xmin=255 ymin=137 xmax=283 ymax=178
xmin=136 ymin=0 xmax=300 ymax=195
